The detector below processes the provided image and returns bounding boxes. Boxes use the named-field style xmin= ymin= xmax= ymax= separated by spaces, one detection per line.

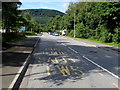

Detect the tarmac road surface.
xmin=20 ymin=33 xmax=119 ymax=88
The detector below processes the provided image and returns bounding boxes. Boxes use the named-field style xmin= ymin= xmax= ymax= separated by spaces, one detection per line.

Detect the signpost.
xmin=20 ymin=26 xmax=26 ymax=31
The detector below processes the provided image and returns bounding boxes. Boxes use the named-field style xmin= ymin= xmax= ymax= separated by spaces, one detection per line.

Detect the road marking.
xmin=98 ymin=73 xmax=104 ymax=76
xmin=70 ymin=59 xmax=76 ymax=62
xmin=54 ymin=52 xmax=57 ymax=55
xmin=46 ymin=66 xmax=51 ymax=75
xmin=61 ymin=52 xmax=64 ymax=54
xmin=62 ymin=43 xmax=67 ymax=46
xmin=70 ymin=66 xmax=84 ymax=75
xmin=47 ymin=57 xmax=51 ymax=63
xmin=62 ymin=57 xmax=67 ymax=63
xmin=68 ymin=47 xmax=78 ymax=53
xmin=51 ymin=58 xmax=59 ymax=63
xmin=112 ymin=83 xmax=118 ymax=88
xmin=48 ymin=57 xmax=51 ymax=60
xmin=83 ymin=56 xmax=120 ymax=79
xmin=59 ymin=52 xmax=62 ymax=55
xmin=57 ymin=52 xmax=59 ymax=54
xmin=56 ymin=52 xmax=58 ymax=55
xmin=57 ymin=66 xmax=70 ymax=76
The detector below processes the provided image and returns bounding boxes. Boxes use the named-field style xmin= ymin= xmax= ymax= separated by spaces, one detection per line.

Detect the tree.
xmin=2 ymin=2 xmax=22 ymax=32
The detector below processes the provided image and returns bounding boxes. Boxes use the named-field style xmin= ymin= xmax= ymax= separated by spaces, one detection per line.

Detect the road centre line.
xmin=62 ymin=43 xmax=67 ymax=46
xmin=68 ymin=47 xmax=78 ymax=53
xmin=61 ymin=43 xmax=78 ymax=53
xmin=83 ymin=56 xmax=120 ymax=79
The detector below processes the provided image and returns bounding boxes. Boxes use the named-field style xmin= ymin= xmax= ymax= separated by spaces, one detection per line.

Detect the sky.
xmin=18 ymin=0 xmax=80 ymax=13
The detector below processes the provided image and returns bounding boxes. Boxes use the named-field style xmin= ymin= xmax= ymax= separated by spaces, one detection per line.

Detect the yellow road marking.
xmin=59 ymin=52 xmax=62 ymax=55
xmin=61 ymin=52 xmax=64 ymax=54
xmin=70 ymin=66 xmax=84 ymax=75
xmin=112 ymin=83 xmax=119 ymax=88
xmin=57 ymin=66 xmax=70 ymax=75
xmin=57 ymin=52 xmax=60 ymax=54
xmin=46 ymin=66 xmax=51 ymax=75
xmin=51 ymin=58 xmax=59 ymax=63
xmin=55 ymin=58 xmax=59 ymax=63
xmin=62 ymin=57 xmax=67 ymax=63
xmin=47 ymin=57 xmax=51 ymax=62
xmin=71 ymin=59 xmax=76 ymax=62
xmin=98 ymin=73 xmax=104 ymax=76
xmin=70 ymin=66 xmax=76 ymax=70
xmin=54 ymin=52 xmax=57 ymax=55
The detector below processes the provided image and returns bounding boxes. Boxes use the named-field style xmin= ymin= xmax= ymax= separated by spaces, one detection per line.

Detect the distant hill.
xmin=21 ymin=9 xmax=65 ymax=25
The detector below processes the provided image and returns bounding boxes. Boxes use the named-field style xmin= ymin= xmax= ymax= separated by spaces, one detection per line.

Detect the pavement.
xmin=20 ymin=33 xmax=119 ymax=88
xmin=1 ymin=36 xmax=39 ymax=88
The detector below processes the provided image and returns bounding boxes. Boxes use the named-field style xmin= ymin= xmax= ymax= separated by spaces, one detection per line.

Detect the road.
xmin=20 ymin=33 xmax=119 ymax=88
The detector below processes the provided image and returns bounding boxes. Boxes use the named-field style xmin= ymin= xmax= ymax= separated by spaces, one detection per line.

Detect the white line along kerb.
xmin=68 ymin=47 xmax=78 ymax=53
xmin=83 ymin=56 xmax=120 ymax=79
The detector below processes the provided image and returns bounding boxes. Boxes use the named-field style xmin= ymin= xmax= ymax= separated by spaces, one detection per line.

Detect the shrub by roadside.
xmin=2 ymin=32 xmax=25 ymax=46
xmin=25 ymin=31 xmax=38 ymax=36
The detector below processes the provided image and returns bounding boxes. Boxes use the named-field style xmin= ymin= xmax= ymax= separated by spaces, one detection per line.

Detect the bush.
xmin=2 ymin=32 xmax=25 ymax=43
xmin=112 ymin=28 xmax=120 ymax=44
xmin=25 ymin=31 xmax=38 ymax=36
xmin=76 ymin=23 xmax=89 ymax=38
xmin=67 ymin=30 xmax=74 ymax=37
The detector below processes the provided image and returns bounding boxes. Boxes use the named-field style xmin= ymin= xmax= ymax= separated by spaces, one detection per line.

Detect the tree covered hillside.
xmin=45 ymin=2 xmax=120 ymax=45
xmin=21 ymin=9 xmax=65 ymax=25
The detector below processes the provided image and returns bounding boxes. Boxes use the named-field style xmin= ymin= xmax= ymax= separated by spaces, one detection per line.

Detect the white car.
xmin=53 ymin=32 xmax=59 ymax=36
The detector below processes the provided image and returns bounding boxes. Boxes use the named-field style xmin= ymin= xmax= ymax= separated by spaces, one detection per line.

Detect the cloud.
xmin=61 ymin=3 xmax=70 ymax=12
xmin=62 ymin=3 xmax=69 ymax=8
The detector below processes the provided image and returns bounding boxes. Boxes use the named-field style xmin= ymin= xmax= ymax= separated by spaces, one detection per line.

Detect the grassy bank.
xmin=66 ymin=35 xmax=120 ymax=47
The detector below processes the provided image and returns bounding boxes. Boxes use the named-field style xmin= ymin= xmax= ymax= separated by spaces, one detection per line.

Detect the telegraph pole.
xmin=74 ymin=9 xmax=76 ymax=38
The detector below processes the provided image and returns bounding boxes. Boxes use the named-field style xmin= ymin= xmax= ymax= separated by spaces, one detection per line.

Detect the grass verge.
xmin=66 ymin=35 xmax=120 ymax=47
xmin=25 ymin=32 xmax=38 ymax=36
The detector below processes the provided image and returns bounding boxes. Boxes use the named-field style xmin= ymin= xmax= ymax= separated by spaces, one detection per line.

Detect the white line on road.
xmin=68 ymin=47 xmax=78 ymax=53
xmin=62 ymin=43 xmax=67 ymax=46
xmin=83 ymin=56 xmax=120 ymax=79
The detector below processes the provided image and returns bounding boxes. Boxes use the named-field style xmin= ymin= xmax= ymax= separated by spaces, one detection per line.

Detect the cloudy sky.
xmin=18 ymin=0 xmax=79 ymax=13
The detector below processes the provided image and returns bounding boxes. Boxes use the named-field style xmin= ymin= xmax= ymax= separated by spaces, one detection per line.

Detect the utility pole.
xmin=74 ymin=9 xmax=76 ymax=38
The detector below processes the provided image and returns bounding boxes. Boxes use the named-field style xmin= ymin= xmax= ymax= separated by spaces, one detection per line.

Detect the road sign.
xmin=20 ymin=26 xmax=25 ymax=31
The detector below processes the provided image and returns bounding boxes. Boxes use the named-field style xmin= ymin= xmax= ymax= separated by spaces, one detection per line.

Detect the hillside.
xmin=21 ymin=9 xmax=65 ymax=25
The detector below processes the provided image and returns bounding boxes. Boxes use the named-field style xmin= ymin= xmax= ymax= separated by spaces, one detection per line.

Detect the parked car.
xmin=53 ymin=32 xmax=59 ymax=36
xmin=49 ymin=32 xmax=53 ymax=35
